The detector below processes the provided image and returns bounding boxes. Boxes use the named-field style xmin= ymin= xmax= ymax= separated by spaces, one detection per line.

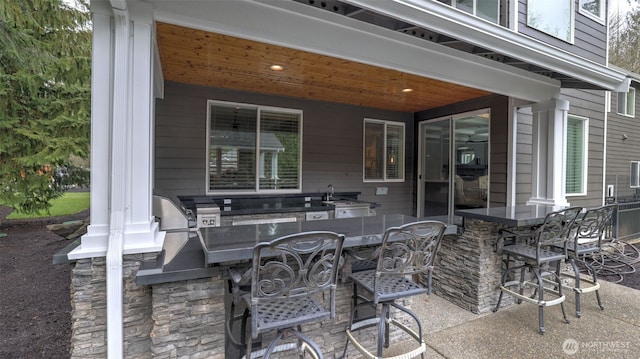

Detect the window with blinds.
xmin=566 ymin=115 xmax=588 ymax=195
xmin=617 ymin=88 xmax=636 ymax=117
xmin=364 ymin=119 xmax=405 ymax=182
xmin=207 ymin=100 xmax=302 ymax=194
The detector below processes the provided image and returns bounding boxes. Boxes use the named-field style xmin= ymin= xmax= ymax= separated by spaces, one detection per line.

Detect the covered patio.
xmin=67 ymin=0 xmax=632 ymax=357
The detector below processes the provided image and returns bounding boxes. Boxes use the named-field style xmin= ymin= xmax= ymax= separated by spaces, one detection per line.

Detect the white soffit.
xmin=150 ymin=0 xmax=561 ymax=103
xmin=348 ymin=0 xmax=629 ymax=92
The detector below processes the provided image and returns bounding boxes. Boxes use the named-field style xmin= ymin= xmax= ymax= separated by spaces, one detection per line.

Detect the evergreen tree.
xmin=0 ymin=0 xmax=91 ymax=214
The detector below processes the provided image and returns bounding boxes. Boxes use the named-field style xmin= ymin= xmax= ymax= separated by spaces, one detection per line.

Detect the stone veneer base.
xmin=69 ymin=254 xmax=416 ymax=358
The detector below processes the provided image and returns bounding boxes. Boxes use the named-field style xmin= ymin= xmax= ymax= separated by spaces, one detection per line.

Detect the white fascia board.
xmin=347 ymin=0 xmax=630 ymax=92
xmin=609 ymin=64 xmax=640 ymax=84
xmin=151 ymin=0 xmax=560 ymax=103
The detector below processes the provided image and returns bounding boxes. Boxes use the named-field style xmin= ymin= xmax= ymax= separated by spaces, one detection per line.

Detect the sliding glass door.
xmin=418 ymin=109 xmax=490 ymax=222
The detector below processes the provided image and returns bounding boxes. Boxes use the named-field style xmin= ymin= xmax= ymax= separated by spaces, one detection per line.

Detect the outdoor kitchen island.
xmin=66 ymin=203 xmax=563 ymax=358
xmin=133 ymin=204 xmax=565 ymax=357
xmin=434 ymin=205 xmax=571 ymax=315
xmin=134 ymin=214 xmax=457 ymax=358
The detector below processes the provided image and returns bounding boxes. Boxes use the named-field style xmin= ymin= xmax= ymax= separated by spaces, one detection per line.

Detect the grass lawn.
xmin=5 ymin=192 xmax=90 ymax=220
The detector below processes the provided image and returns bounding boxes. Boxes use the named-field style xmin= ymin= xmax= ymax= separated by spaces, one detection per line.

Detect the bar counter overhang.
xmin=136 ymin=205 xmax=560 ymax=312
xmin=136 ymin=214 xmax=458 ymax=285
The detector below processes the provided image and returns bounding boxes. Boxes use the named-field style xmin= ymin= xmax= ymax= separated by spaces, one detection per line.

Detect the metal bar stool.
xmin=493 ymin=207 xmax=582 ymax=334
xmin=227 ymin=231 xmax=345 ymax=359
xmin=556 ymin=204 xmax=617 ymax=317
xmin=342 ymin=220 xmax=446 ymax=358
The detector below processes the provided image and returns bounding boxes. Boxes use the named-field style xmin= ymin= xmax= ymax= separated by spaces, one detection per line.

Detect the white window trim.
xmin=527 ymin=0 xmax=575 ymax=44
xmin=631 ymin=161 xmax=640 ymax=189
xmin=566 ymin=115 xmax=589 ymax=196
xmin=578 ymin=0 xmax=605 ymax=24
xmin=451 ymin=0 xmax=500 ymax=24
xmin=363 ymin=118 xmax=405 ymax=183
xmin=205 ymin=99 xmax=303 ymax=195
xmin=616 ymin=88 xmax=636 ymax=118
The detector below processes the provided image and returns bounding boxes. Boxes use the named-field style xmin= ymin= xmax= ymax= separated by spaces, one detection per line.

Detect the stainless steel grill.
xmin=153 ymin=190 xmax=221 ymax=231
xmin=153 ymin=190 xmax=197 ymax=231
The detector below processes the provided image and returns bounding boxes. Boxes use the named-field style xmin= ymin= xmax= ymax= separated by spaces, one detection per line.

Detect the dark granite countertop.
xmin=179 ymin=192 xmax=377 ymax=216
xmin=455 ymin=205 xmax=568 ymax=227
xmin=136 ymin=214 xmax=457 ymax=285
xmin=199 ymin=214 xmax=426 ymax=264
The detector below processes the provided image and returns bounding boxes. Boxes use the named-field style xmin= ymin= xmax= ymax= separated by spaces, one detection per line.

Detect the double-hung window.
xmin=566 ymin=115 xmax=588 ymax=196
xmin=527 ymin=0 xmax=574 ymax=43
xmin=364 ymin=119 xmax=405 ymax=182
xmin=617 ymin=88 xmax=636 ymax=117
xmin=207 ymin=100 xmax=302 ymax=194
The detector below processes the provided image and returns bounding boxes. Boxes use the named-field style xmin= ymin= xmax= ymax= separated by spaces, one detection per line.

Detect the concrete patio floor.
xmin=397 ymin=279 xmax=640 ymax=358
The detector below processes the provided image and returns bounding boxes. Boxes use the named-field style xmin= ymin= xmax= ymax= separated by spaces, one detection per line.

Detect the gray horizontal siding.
xmin=513 ymin=88 xmax=606 ymax=207
xmin=606 ymin=84 xmax=640 ymax=199
xmin=155 ymin=81 xmax=415 ymax=215
xmin=563 ymin=89 xmax=606 ymax=208
xmin=415 ymin=94 xmax=510 ymax=208
xmin=515 ymin=107 xmax=533 ymax=205
xmin=517 ymin=0 xmax=607 ymax=65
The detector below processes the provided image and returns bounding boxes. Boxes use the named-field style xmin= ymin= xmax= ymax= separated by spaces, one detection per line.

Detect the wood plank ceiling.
xmin=156 ymin=22 xmax=491 ymax=113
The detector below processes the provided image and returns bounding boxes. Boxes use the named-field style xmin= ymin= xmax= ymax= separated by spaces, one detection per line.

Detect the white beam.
xmin=348 ymin=0 xmax=630 ymax=92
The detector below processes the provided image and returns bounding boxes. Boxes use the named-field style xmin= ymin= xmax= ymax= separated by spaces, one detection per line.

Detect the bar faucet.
xmin=326 ymin=184 xmax=334 ymax=201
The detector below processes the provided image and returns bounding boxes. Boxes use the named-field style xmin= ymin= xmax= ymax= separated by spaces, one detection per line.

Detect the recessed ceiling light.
xmin=401 ymin=88 xmax=413 ymax=93
xmin=270 ymin=65 xmax=284 ymax=71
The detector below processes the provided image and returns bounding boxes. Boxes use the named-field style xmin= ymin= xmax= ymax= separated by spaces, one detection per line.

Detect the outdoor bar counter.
xmin=124 ymin=207 xmax=565 ymax=357
xmin=62 ymin=202 xmax=579 ymax=358
xmin=134 ymin=214 xmax=456 ymax=357
xmin=434 ymin=205 xmax=567 ymax=315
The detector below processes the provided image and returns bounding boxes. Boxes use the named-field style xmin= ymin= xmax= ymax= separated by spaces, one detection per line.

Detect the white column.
xmin=124 ymin=1 xmax=163 ymax=254
xmin=70 ymin=2 xmax=112 ymax=259
xmin=527 ymin=98 xmax=570 ymax=207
